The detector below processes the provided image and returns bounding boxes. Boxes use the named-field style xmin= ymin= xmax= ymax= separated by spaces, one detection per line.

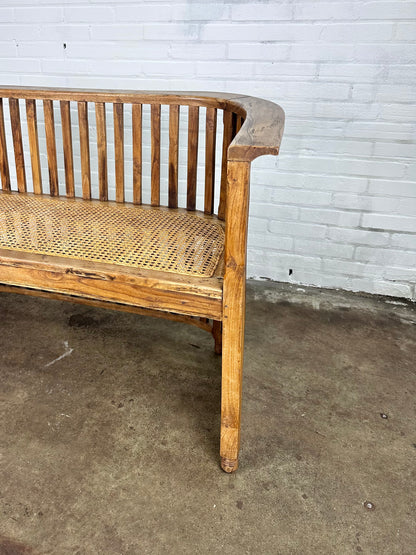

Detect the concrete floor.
xmin=0 ymin=281 xmax=415 ymax=554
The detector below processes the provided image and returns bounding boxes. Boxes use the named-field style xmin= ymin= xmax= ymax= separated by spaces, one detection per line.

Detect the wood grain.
xmin=151 ymin=104 xmax=161 ymax=207
xmin=218 ymin=110 xmax=233 ymax=220
xmin=187 ymin=105 xmax=199 ymax=211
xmin=0 ymin=250 xmax=222 ymax=320
xmin=25 ymin=99 xmax=42 ymax=194
xmin=95 ymin=102 xmax=108 ymax=201
xmin=0 ymin=283 xmax=214 ymax=332
xmin=43 ymin=99 xmax=59 ymax=196
xmin=212 ymin=319 xmax=222 ymax=355
xmin=132 ymin=103 xmax=142 ymax=205
xmin=1 ymin=86 xmax=285 ymax=160
xmin=78 ymin=101 xmax=91 ymax=199
xmin=220 ymin=160 xmax=251 ymax=473
xmin=235 ymin=114 xmax=243 ymax=134
xmin=0 ymin=98 xmax=11 ymax=191
xmin=169 ymin=104 xmax=179 ymax=208
xmin=204 ymin=107 xmax=217 ymax=215
xmin=60 ymin=100 xmax=75 ymax=197
xmin=9 ymin=98 xmax=26 ymax=193
xmin=114 ymin=102 xmax=124 ymax=203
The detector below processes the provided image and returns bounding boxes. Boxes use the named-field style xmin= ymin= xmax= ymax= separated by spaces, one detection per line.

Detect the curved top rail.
xmin=227 ymin=95 xmax=285 ymax=162
xmin=0 ymin=86 xmax=284 ymax=164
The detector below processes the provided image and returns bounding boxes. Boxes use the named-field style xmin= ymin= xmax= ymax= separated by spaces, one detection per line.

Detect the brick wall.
xmin=1 ymin=1 xmax=415 ymax=300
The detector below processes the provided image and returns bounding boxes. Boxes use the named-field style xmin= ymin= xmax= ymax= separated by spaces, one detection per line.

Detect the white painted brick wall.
xmin=0 ymin=0 xmax=415 ymax=300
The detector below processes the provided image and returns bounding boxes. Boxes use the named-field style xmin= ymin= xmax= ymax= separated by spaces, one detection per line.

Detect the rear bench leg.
xmin=212 ymin=320 xmax=222 ymax=354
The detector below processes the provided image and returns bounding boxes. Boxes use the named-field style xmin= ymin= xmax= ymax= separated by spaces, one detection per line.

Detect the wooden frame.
xmin=0 ymin=87 xmax=284 ymax=472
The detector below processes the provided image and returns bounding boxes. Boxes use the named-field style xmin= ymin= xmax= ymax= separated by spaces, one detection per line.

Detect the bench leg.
xmin=220 ymin=279 xmax=245 ymax=473
xmin=212 ymin=320 xmax=222 ymax=354
xmin=219 ymin=159 xmax=250 ymax=473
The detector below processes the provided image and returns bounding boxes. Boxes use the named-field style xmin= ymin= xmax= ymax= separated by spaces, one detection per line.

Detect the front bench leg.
xmin=220 ymin=160 xmax=250 ymax=473
xmin=220 ymin=275 xmax=246 ymax=472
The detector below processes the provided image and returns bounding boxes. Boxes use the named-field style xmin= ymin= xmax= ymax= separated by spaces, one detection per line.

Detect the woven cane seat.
xmin=0 ymin=193 xmax=225 ymax=278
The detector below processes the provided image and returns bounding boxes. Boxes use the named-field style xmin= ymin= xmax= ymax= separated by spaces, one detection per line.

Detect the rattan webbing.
xmin=0 ymin=193 xmax=224 ymax=277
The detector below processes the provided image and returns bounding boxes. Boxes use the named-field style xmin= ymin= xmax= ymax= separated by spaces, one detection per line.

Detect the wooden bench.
xmin=0 ymin=87 xmax=284 ymax=472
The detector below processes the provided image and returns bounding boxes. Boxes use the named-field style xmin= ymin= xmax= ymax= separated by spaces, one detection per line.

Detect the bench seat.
xmin=0 ymin=191 xmax=225 ymax=278
xmin=0 ymin=192 xmax=224 ymax=320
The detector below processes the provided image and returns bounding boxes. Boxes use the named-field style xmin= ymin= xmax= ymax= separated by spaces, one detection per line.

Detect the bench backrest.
xmin=0 ymin=88 xmax=247 ymax=220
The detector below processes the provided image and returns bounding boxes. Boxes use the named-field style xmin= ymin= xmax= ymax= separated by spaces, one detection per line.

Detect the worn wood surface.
xmin=1 ymin=87 xmax=285 ymax=161
xmin=132 ymin=103 xmax=142 ymax=205
xmin=212 ymin=319 xmax=222 ymax=355
xmin=151 ymin=104 xmax=161 ymax=207
xmin=9 ymin=98 xmax=26 ymax=193
xmin=187 ymin=105 xmax=199 ymax=211
xmin=218 ymin=110 xmax=233 ymax=220
xmin=25 ymin=99 xmax=42 ymax=195
xmin=60 ymin=100 xmax=75 ymax=197
xmin=204 ymin=107 xmax=217 ymax=215
xmin=220 ymin=160 xmax=251 ymax=472
xmin=0 ymin=249 xmax=223 ymax=320
xmin=114 ymin=102 xmax=124 ymax=203
xmin=168 ymin=104 xmax=179 ymax=209
xmin=0 ymin=98 xmax=11 ymax=191
xmin=43 ymin=99 xmax=59 ymax=196
xmin=0 ymin=283 xmax=214 ymax=332
xmin=78 ymin=101 xmax=91 ymax=200
xmin=95 ymin=102 xmax=108 ymax=201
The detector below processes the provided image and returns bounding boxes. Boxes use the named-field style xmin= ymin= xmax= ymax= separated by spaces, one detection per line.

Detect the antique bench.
xmin=0 ymin=87 xmax=284 ymax=472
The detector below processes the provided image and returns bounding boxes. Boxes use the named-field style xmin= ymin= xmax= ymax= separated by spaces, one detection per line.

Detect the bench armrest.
xmin=227 ymin=96 xmax=285 ymax=163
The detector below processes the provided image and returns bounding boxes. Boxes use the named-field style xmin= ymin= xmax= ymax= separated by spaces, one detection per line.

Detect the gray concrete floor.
xmin=1 ymin=281 xmax=415 ymax=555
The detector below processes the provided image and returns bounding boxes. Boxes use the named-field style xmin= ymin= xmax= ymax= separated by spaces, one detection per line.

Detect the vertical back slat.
xmin=231 ymin=112 xmax=238 ymax=139
xmin=132 ymin=103 xmax=142 ymax=205
xmin=43 ymin=99 xmax=59 ymax=196
xmin=60 ymin=100 xmax=75 ymax=197
xmin=0 ymin=98 xmax=11 ymax=191
xmin=236 ymin=114 xmax=243 ymax=134
xmin=168 ymin=104 xmax=179 ymax=208
xmin=218 ymin=110 xmax=234 ymax=220
xmin=204 ymin=107 xmax=217 ymax=215
xmin=78 ymin=101 xmax=91 ymax=200
xmin=95 ymin=102 xmax=108 ymax=201
xmin=113 ymin=103 xmax=124 ymax=203
xmin=9 ymin=98 xmax=26 ymax=193
xmin=187 ymin=105 xmax=199 ymax=211
xmin=25 ymin=100 xmax=42 ymax=194
xmin=151 ymin=104 xmax=161 ymax=207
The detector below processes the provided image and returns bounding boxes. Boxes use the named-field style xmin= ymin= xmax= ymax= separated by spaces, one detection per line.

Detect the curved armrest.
xmin=227 ymin=96 xmax=285 ymax=163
